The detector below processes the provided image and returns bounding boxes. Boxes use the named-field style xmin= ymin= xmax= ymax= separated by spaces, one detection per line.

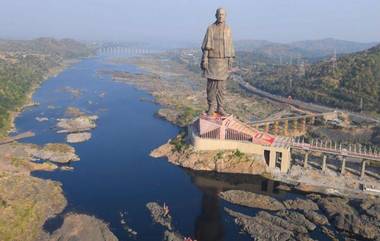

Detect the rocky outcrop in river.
xmin=45 ymin=213 xmax=118 ymax=241
xmin=56 ymin=114 xmax=98 ymax=143
xmin=221 ymin=189 xmax=380 ymax=240
xmin=57 ymin=115 xmax=98 ymax=133
xmin=317 ymin=196 xmax=380 ymax=240
xmin=66 ymin=132 xmax=92 ymax=143
xmin=31 ymin=143 xmax=79 ymax=164
xmin=219 ymin=190 xmax=285 ymax=211
xmin=146 ymin=202 xmax=172 ymax=230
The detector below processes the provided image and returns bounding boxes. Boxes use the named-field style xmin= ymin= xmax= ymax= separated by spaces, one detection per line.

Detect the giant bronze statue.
xmin=201 ymin=8 xmax=235 ymax=116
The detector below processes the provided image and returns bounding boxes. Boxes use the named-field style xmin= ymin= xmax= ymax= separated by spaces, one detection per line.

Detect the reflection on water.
xmin=188 ymin=170 xmax=287 ymax=197
xmin=187 ymin=170 xmax=295 ymax=241
xmin=195 ymin=190 xmax=224 ymax=241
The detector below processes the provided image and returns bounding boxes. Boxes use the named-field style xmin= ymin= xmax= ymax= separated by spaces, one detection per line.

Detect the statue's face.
xmin=216 ymin=9 xmax=226 ymax=24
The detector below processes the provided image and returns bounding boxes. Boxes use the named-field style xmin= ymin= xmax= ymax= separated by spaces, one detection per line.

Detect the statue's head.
xmin=215 ymin=8 xmax=226 ymax=24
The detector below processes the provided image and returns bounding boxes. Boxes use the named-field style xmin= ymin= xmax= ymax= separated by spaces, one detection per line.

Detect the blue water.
xmin=14 ymin=57 xmax=309 ymax=241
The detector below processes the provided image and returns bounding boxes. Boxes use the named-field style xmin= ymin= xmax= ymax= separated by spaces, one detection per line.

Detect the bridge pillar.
xmin=274 ymin=121 xmax=279 ymax=135
xmin=284 ymin=120 xmax=289 ymax=136
xmin=304 ymin=151 xmax=309 ymax=168
xmin=340 ymin=157 xmax=346 ymax=175
xmin=311 ymin=116 xmax=315 ymax=125
xmin=293 ymin=119 xmax=298 ymax=131
xmin=264 ymin=123 xmax=270 ymax=133
xmin=269 ymin=151 xmax=276 ymax=169
xmin=360 ymin=160 xmax=367 ymax=179
xmin=322 ymin=155 xmax=327 ymax=172
xmin=301 ymin=118 xmax=306 ymax=132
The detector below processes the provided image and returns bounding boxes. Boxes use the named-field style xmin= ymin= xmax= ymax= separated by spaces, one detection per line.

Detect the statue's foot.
xmin=217 ymin=109 xmax=228 ymax=116
xmin=207 ymin=108 xmax=216 ymax=116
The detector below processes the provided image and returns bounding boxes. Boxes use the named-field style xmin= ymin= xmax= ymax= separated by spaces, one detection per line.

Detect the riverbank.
xmin=5 ymin=59 xmax=79 ymax=136
xmin=0 ymin=141 xmax=77 ymax=240
xmin=0 ymin=57 xmax=119 ymax=240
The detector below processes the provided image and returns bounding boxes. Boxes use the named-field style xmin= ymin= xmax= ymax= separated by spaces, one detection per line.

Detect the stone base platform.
xmin=188 ymin=114 xmax=291 ymax=173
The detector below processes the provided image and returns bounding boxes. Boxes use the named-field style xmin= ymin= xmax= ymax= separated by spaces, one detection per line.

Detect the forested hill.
xmin=0 ymin=38 xmax=93 ymax=136
xmin=291 ymin=38 xmax=378 ymax=57
xmin=243 ymin=44 xmax=380 ymax=112
xmin=235 ymin=38 xmax=378 ymax=60
xmin=0 ymin=38 xmax=93 ymax=59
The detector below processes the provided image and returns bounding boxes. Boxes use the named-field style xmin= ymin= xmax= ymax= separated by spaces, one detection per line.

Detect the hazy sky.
xmin=1 ymin=0 xmax=379 ymax=43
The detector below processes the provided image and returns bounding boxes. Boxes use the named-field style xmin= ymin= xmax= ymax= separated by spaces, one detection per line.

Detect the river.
xmin=14 ymin=56 xmax=309 ymax=241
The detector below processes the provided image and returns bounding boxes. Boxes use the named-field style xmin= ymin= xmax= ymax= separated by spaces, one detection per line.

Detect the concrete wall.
xmin=189 ymin=127 xmax=291 ymax=173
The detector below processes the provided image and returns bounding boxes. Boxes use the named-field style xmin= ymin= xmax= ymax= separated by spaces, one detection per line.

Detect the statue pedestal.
xmin=188 ymin=114 xmax=292 ymax=173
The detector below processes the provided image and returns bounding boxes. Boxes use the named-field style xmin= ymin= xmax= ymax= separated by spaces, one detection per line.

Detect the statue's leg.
xmin=207 ymin=79 xmax=216 ymax=115
xmin=216 ymin=80 xmax=226 ymax=115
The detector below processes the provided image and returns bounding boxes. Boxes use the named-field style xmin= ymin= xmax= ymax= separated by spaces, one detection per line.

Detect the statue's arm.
xmin=201 ymin=50 xmax=208 ymax=70
xmin=228 ymin=57 xmax=233 ymax=70
xmin=228 ymin=26 xmax=235 ymax=70
xmin=201 ymin=27 xmax=211 ymax=70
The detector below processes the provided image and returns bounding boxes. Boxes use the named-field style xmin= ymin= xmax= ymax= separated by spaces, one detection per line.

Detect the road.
xmin=235 ymin=76 xmax=380 ymax=124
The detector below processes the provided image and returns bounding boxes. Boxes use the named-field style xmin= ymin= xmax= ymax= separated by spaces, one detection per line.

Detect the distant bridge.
xmin=97 ymin=47 xmax=159 ymax=56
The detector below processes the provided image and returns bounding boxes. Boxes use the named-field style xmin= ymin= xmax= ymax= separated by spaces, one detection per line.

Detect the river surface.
xmin=14 ymin=56 xmax=307 ymax=241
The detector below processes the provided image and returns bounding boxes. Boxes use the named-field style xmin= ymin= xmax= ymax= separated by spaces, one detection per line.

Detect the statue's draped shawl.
xmin=201 ymin=23 xmax=235 ymax=58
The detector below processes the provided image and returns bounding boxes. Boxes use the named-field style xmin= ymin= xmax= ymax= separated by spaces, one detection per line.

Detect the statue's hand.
xmin=201 ymin=60 xmax=208 ymax=71
xmin=228 ymin=58 xmax=233 ymax=70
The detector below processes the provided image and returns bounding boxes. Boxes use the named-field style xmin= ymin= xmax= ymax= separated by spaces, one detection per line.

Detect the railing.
xmin=249 ymin=112 xmax=337 ymax=125
xmin=291 ymin=138 xmax=380 ymax=161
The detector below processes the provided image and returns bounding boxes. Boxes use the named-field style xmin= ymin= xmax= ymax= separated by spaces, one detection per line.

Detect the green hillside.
xmin=242 ymin=44 xmax=380 ymax=112
xmin=0 ymin=38 xmax=93 ymax=136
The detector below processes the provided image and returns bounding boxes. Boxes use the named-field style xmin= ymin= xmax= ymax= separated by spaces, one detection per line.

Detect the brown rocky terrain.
xmin=0 ymin=174 xmax=66 ymax=241
xmin=219 ymin=190 xmax=285 ymax=211
xmin=0 ymin=140 xmax=119 ymax=241
xmin=150 ymin=134 xmax=268 ymax=175
xmin=146 ymin=201 xmax=195 ymax=241
xmin=43 ymin=213 xmax=118 ymax=241
xmin=0 ymin=142 xmax=79 ymax=174
xmin=221 ymin=190 xmax=380 ymax=240
xmin=56 ymin=107 xmax=98 ymax=143
xmin=146 ymin=202 xmax=173 ymax=230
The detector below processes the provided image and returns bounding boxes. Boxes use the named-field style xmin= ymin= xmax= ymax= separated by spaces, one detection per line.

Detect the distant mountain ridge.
xmin=235 ymin=38 xmax=378 ymax=60
xmin=0 ymin=37 xmax=94 ymax=59
xmin=291 ymin=38 xmax=378 ymax=56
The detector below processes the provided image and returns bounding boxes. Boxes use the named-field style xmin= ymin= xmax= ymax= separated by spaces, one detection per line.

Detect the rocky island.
xmin=57 ymin=115 xmax=98 ymax=143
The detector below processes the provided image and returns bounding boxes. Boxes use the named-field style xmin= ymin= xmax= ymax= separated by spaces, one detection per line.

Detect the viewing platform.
xmin=188 ymin=114 xmax=291 ymax=173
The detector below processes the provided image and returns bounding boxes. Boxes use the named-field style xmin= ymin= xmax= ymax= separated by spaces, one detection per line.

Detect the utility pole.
xmin=331 ymin=49 xmax=337 ymax=72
